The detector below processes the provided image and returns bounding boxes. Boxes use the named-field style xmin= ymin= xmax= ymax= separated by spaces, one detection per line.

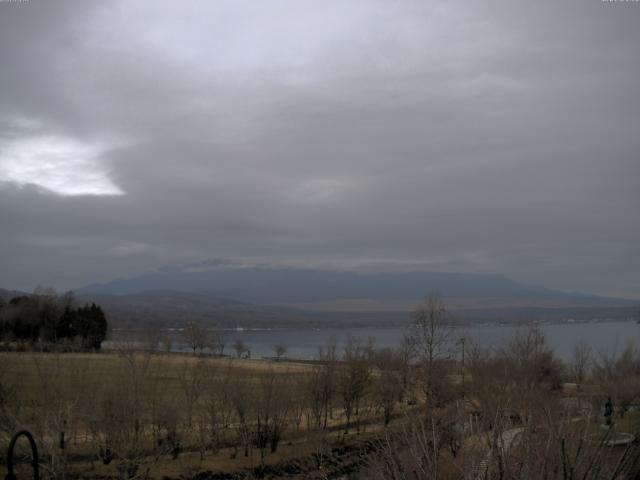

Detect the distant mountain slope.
xmin=77 ymin=262 xmax=629 ymax=307
xmin=3 ymin=283 xmax=636 ymax=329
xmin=76 ymin=290 xmax=314 ymax=328
xmin=77 ymin=289 xmax=638 ymax=329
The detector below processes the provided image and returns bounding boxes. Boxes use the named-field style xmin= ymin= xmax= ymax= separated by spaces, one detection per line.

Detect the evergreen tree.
xmin=0 ymin=293 xmax=108 ymax=350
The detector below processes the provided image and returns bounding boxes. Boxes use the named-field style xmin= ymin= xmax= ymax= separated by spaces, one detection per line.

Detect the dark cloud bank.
xmin=0 ymin=0 xmax=638 ymax=298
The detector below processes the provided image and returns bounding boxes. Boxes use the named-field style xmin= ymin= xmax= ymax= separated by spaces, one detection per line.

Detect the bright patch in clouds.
xmin=291 ymin=179 xmax=352 ymax=204
xmin=0 ymin=135 xmax=122 ymax=196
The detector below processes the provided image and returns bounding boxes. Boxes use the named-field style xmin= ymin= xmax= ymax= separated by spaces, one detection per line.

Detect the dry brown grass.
xmin=0 ymin=351 xmax=310 ymax=397
xmin=0 ymin=351 xmax=324 ymax=476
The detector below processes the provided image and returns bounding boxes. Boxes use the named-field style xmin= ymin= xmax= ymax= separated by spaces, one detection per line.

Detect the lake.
xmin=107 ymin=320 xmax=640 ymax=362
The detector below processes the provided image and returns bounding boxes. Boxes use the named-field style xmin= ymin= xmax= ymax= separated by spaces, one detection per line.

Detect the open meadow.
xmin=0 ymin=346 xmax=414 ymax=479
xmin=3 ymin=311 xmax=640 ymax=479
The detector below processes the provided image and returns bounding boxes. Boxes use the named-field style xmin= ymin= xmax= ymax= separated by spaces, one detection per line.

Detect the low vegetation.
xmin=1 ymin=296 xmax=640 ymax=479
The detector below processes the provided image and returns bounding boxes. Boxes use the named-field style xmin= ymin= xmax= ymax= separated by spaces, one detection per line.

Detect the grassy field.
xmin=3 ymin=343 xmax=639 ymax=480
xmin=0 ymin=350 xmax=389 ymax=479
xmin=1 ymin=350 xmax=314 ymax=403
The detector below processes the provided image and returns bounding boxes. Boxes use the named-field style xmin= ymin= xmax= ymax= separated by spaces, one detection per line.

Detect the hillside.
xmin=76 ymin=290 xmax=315 ymax=328
xmin=3 ymin=284 xmax=637 ymax=329
xmin=77 ymin=261 xmax=632 ymax=307
xmin=71 ymin=262 xmax=639 ymax=327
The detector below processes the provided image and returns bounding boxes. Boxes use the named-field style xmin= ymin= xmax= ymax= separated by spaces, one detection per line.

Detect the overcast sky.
xmin=0 ymin=0 xmax=638 ymax=298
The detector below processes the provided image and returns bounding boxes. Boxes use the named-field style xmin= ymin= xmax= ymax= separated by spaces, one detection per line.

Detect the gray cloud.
xmin=0 ymin=0 xmax=638 ymax=297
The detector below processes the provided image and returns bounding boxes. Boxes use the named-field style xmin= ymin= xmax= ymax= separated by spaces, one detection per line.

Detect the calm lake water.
xmin=108 ymin=320 xmax=640 ymax=362
xmin=222 ymin=321 xmax=640 ymax=361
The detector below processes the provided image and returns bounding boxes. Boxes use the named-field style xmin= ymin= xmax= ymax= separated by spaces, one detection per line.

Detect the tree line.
xmin=0 ymin=288 xmax=108 ymax=350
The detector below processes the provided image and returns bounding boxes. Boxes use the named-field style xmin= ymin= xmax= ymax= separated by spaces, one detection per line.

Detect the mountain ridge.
xmin=76 ymin=262 xmax=635 ymax=307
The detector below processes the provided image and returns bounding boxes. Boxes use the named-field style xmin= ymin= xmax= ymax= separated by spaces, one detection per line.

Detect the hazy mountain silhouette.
xmin=77 ymin=260 xmax=628 ymax=307
xmin=3 ymin=279 xmax=636 ymax=329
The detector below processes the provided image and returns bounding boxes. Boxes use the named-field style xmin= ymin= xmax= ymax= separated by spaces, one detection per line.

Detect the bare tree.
xmin=372 ymin=348 xmax=403 ymax=426
xmin=502 ymin=324 xmax=563 ymax=389
xmin=209 ymin=329 xmax=227 ymax=356
xmin=338 ymin=337 xmax=372 ymax=433
xmin=253 ymin=368 xmax=291 ymax=463
xmin=319 ymin=339 xmax=337 ymax=429
xmin=233 ymin=339 xmax=248 ymax=358
xmin=91 ymin=348 xmax=157 ymax=479
xmin=397 ymin=336 xmax=413 ymax=401
xmin=570 ymin=339 xmax=592 ymax=383
xmin=406 ymin=295 xmax=453 ymax=407
xmin=202 ymin=360 xmax=233 ymax=452
xmin=272 ymin=343 xmax=288 ymax=360
xmin=178 ymin=359 xmax=206 ymax=429
xmin=183 ymin=321 xmax=208 ymax=355
xmin=229 ymin=371 xmax=253 ymax=457
xmin=306 ymin=365 xmax=326 ymax=429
